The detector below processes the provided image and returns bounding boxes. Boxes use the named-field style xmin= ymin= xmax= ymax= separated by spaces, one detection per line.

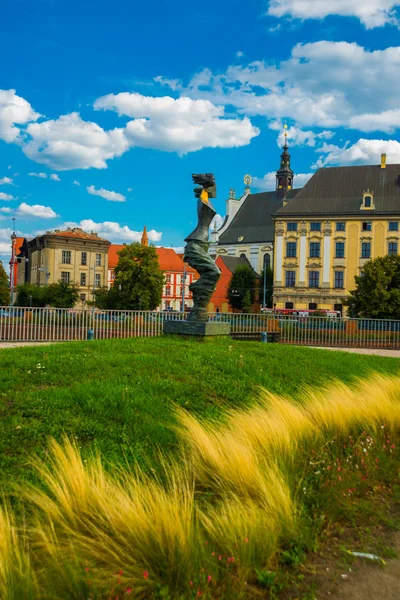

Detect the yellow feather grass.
xmin=0 ymin=504 xmax=37 ymax=600
xmin=26 ymin=439 xmax=198 ymax=597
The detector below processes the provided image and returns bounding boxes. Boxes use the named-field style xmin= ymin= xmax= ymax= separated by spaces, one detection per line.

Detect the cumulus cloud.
xmin=166 ymin=41 xmax=400 ymax=135
xmin=28 ymin=172 xmax=47 ymax=178
xmin=271 ymin=122 xmax=334 ymax=147
xmin=0 ymin=177 xmax=13 ymax=185
xmin=16 ymin=202 xmax=58 ymax=218
xmin=87 ymin=184 xmax=126 ymax=202
xmin=0 ymin=89 xmax=40 ymax=143
xmin=94 ymin=92 xmax=259 ymax=153
xmin=0 ymin=192 xmax=16 ymax=201
xmin=50 ymin=173 xmax=60 ymax=181
xmin=0 ymin=207 xmax=12 ymax=213
xmin=252 ymin=171 xmax=314 ymax=191
xmin=315 ymin=138 xmax=400 ymax=167
xmin=267 ymin=0 xmax=400 ymax=29
xmin=61 ymin=219 xmax=163 ymax=243
xmin=23 ymin=112 xmax=129 ymax=170
xmin=73 ymin=180 xmax=80 ymax=186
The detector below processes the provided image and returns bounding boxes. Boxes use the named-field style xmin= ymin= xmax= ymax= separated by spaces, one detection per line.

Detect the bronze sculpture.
xmin=184 ymin=174 xmax=221 ymax=321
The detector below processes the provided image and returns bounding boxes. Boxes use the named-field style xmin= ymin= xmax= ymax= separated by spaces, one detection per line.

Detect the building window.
xmin=362 ymin=222 xmax=372 ymax=231
xmin=336 ymin=222 xmax=345 ymax=231
xmin=361 ymin=242 xmax=371 ymax=258
xmin=335 ymin=242 xmax=345 ymax=258
xmin=95 ymin=253 xmax=101 ymax=267
xmin=263 ymin=254 xmax=271 ymax=269
xmin=309 ymin=242 xmax=320 ymax=258
xmin=111 ymin=272 xmax=115 ymax=281
xmin=62 ymin=250 xmax=71 ymax=264
xmin=80 ymin=273 xmax=86 ymax=286
xmin=310 ymin=222 xmax=321 ymax=231
xmin=334 ymin=271 xmax=344 ymax=289
xmin=61 ymin=271 xmax=70 ymax=283
xmin=334 ymin=303 xmax=343 ymax=315
xmin=285 ymin=302 xmax=294 ymax=309
xmin=388 ymin=242 xmax=398 ymax=256
xmin=389 ymin=222 xmax=399 ymax=231
xmin=287 ymin=222 xmax=298 ymax=231
xmin=95 ymin=273 xmax=101 ymax=288
xmin=165 ymin=300 xmax=171 ymax=309
xmin=165 ymin=286 xmax=171 ymax=296
xmin=309 ymin=303 xmax=317 ymax=310
xmin=309 ymin=271 xmax=319 ymax=288
xmin=81 ymin=252 xmax=87 ymax=266
xmin=286 ymin=242 xmax=297 ymax=257
xmin=364 ymin=196 xmax=371 ymax=208
xmin=166 ymin=274 xmax=171 ymax=283
xmin=285 ymin=271 xmax=296 ymax=288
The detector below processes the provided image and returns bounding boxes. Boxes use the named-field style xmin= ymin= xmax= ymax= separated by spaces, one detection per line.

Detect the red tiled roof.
xmin=46 ymin=228 xmax=109 ymax=242
xmin=108 ymin=244 xmax=198 ymax=275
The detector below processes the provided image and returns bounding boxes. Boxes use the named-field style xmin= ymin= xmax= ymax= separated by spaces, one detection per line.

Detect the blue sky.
xmin=1 ymin=0 xmax=400 ymax=258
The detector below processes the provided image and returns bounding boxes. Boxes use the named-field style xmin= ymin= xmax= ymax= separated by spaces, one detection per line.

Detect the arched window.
xmin=263 ymin=254 xmax=271 ymax=270
xmin=240 ymin=253 xmax=246 ymax=259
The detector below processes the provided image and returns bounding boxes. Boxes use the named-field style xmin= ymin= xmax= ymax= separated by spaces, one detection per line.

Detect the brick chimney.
xmin=381 ymin=153 xmax=387 ymax=169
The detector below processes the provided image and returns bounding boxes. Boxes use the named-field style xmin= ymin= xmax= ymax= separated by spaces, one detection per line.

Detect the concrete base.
xmin=163 ymin=320 xmax=231 ymax=337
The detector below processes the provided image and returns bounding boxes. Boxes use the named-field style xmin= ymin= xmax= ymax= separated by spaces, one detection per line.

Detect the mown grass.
xmin=1 ymin=337 xmax=399 ymax=490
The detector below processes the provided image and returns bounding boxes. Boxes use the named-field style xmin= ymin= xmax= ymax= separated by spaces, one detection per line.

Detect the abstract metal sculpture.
xmin=184 ymin=173 xmax=221 ymax=322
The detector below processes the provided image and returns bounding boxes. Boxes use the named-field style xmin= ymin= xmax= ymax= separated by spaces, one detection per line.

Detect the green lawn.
xmin=0 ymin=337 xmax=399 ymax=491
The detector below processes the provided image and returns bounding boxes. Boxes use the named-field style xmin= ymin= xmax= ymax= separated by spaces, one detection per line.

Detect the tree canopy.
xmin=0 ymin=260 xmax=10 ymax=306
xmin=227 ymin=264 xmax=257 ymax=312
xmin=16 ymin=281 xmax=79 ymax=308
xmin=94 ymin=243 xmax=164 ymax=310
xmin=345 ymin=255 xmax=400 ymax=319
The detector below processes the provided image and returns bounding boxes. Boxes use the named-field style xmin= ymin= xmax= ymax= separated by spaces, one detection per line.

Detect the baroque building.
xmin=210 ymin=139 xmax=301 ymax=278
xmin=273 ymin=154 xmax=400 ymax=314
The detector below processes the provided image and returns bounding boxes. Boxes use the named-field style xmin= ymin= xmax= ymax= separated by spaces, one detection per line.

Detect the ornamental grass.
xmin=1 ymin=374 xmax=400 ymax=598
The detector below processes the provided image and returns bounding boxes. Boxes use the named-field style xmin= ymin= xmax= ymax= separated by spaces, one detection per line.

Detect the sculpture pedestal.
xmin=163 ymin=320 xmax=231 ymax=338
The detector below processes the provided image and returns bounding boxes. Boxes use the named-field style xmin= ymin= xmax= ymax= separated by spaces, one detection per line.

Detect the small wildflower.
xmin=207 ymin=575 xmax=212 ymax=582
xmin=143 ymin=571 xmax=149 ymax=579
xmin=85 ymin=567 xmax=90 ymax=573
xmin=218 ymin=555 xmax=222 ymax=561
xmin=244 ymin=537 xmax=249 ymax=543
xmin=126 ymin=588 xmax=132 ymax=596
xmin=211 ymin=552 xmax=215 ymax=556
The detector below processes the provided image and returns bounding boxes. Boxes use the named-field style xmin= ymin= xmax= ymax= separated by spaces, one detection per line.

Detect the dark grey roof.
xmin=218 ymin=189 xmax=301 ymax=245
xmin=219 ymin=255 xmax=260 ymax=278
xmin=276 ymin=164 xmax=400 ymax=217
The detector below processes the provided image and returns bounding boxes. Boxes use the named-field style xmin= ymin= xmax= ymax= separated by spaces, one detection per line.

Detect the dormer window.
xmin=361 ymin=190 xmax=375 ymax=210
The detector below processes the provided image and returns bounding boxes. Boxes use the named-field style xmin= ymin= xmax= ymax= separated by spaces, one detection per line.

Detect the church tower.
xmin=141 ymin=225 xmax=149 ymax=247
xmin=276 ymin=126 xmax=294 ymax=200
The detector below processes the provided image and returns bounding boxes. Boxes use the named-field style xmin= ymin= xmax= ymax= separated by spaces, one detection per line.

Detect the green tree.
xmin=260 ymin=266 xmax=273 ymax=308
xmin=0 ymin=260 xmax=10 ymax=306
xmin=227 ymin=264 xmax=257 ymax=312
xmin=16 ymin=283 xmax=46 ymax=307
xmin=345 ymin=255 xmax=400 ymax=318
xmin=99 ymin=243 xmax=164 ymax=310
xmin=45 ymin=281 xmax=79 ymax=308
xmin=16 ymin=281 xmax=79 ymax=308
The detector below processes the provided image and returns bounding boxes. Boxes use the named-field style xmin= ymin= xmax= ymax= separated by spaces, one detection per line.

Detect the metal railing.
xmin=1 ymin=307 xmax=400 ymax=349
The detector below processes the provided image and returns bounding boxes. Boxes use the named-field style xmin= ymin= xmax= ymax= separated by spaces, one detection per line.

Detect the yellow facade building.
xmin=273 ymin=155 xmax=400 ymax=314
xmin=27 ymin=228 xmax=110 ymax=303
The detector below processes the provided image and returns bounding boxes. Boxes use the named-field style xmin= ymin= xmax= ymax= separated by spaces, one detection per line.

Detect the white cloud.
xmin=271 ymin=122 xmax=334 ymax=147
xmin=0 ymin=207 xmax=12 ymax=213
xmin=0 ymin=177 xmax=13 ymax=185
xmin=61 ymin=219 xmax=163 ymax=243
xmin=168 ymin=41 xmax=400 ymax=135
xmin=211 ymin=214 xmax=225 ymax=230
xmin=0 ymin=89 xmax=40 ymax=143
xmin=127 ymin=187 xmax=133 ymax=192
xmin=16 ymin=202 xmax=58 ymax=218
xmin=267 ymin=0 xmax=400 ymax=29
xmin=87 ymin=184 xmax=126 ymax=202
xmin=154 ymin=76 xmax=183 ymax=91
xmin=236 ymin=51 xmax=244 ymax=58
xmin=73 ymin=180 xmax=80 ymax=186
xmin=94 ymin=92 xmax=259 ymax=153
xmin=23 ymin=112 xmax=129 ymax=171
xmin=315 ymin=138 xmax=400 ymax=167
xmin=50 ymin=173 xmax=60 ymax=181
xmin=0 ymin=192 xmax=16 ymax=201
xmin=252 ymin=171 xmax=313 ymax=190
xmin=29 ymin=172 xmax=47 ymax=178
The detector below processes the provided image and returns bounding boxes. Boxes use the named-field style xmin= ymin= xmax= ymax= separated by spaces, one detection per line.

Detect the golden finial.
xmin=244 ymin=174 xmax=252 ymax=187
